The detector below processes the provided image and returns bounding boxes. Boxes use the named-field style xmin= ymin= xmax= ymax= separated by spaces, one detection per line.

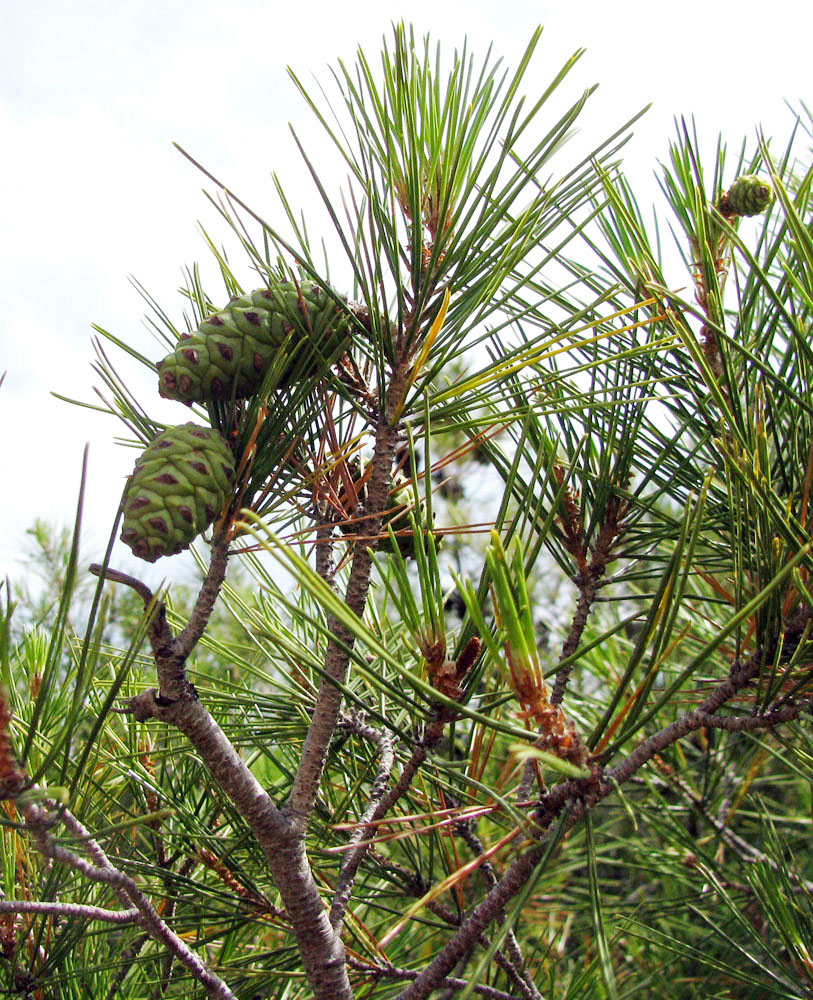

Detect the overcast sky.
xmin=1 ymin=0 xmax=810 ymax=585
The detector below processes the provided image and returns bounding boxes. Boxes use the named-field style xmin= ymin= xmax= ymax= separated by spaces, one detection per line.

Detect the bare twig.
xmin=0 ymin=900 xmax=139 ymax=923
xmin=20 ymin=800 xmax=238 ymax=1000
xmin=551 ymin=495 xmax=628 ymax=707
xmin=330 ymin=716 xmax=397 ymax=929
xmin=89 ymin=563 xmax=175 ymax=663
xmin=454 ymin=818 xmax=543 ymax=1000
xmin=662 ymin=765 xmax=813 ymax=894
xmin=347 ymin=955 xmax=530 ymax=1000
xmin=286 ymin=364 xmax=411 ymax=829
xmin=88 ymin=565 xmax=155 ymax=607
xmin=330 ymin=719 xmax=446 ymax=931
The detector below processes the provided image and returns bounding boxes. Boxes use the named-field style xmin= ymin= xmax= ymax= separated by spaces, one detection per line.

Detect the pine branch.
xmin=0 ymin=900 xmax=139 ymax=924
xmin=551 ymin=494 xmax=628 ymax=706
xmin=453 ymin=817 xmax=543 ymax=1000
xmin=20 ymin=800 xmax=237 ymax=1000
xmin=606 ymin=672 xmax=808 ymax=788
xmin=397 ymin=619 xmax=812 ymax=998
xmin=286 ymin=363 xmax=411 ymax=828
xmin=348 ymin=956 xmax=530 ymax=1000
xmin=330 ymin=716 xmax=397 ymax=930
xmin=663 ymin=768 xmax=813 ymax=895
xmin=93 ymin=529 xmax=354 ymax=1000
xmin=330 ymin=716 xmax=446 ymax=930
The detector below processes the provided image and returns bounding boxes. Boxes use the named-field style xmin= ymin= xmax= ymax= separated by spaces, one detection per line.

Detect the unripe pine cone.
xmin=157 ymin=281 xmax=351 ymax=404
xmin=120 ymin=423 xmax=235 ymax=562
xmin=376 ymin=475 xmax=434 ymax=559
xmin=726 ymin=174 xmax=774 ymax=217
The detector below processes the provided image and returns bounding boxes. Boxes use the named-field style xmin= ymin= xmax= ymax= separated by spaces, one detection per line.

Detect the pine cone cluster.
xmin=121 ymin=277 xmax=352 ymax=561
xmin=157 ymin=281 xmax=351 ymax=403
xmin=120 ymin=423 xmax=235 ymax=562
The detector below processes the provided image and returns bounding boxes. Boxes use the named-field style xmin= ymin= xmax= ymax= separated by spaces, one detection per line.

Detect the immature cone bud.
xmin=156 ymin=281 xmax=351 ymax=404
xmin=376 ymin=474 xmax=437 ymax=559
xmin=726 ymin=174 xmax=774 ymax=217
xmin=339 ymin=465 xmax=440 ymax=559
xmin=120 ymin=423 xmax=235 ymax=562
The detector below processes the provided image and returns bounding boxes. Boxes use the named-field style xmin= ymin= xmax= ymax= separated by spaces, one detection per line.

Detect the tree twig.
xmin=551 ymin=496 xmax=627 ymax=707
xmin=330 ymin=718 xmax=445 ymax=930
xmin=661 ymin=762 xmax=813 ymax=894
xmin=286 ymin=365 xmax=410 ymax=829
xmin=330 ymin=716 xmax=397 ymax=929
xmin=0 ymin=900 xmax=139 ymax=923
xmin=347 ymin=955 xmax=531 ymax=1000
xmin=454 ymin=817 xmax=543 ymax=1000
xmin=20 ymin=800 xmax=238 ymax=1000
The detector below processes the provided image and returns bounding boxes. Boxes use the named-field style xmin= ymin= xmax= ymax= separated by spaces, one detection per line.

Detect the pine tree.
xmin=2 ymin=26 xmax=813 ymax=1000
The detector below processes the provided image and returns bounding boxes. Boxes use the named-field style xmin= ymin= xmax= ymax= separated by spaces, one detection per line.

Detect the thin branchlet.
xmin=330 ymin=716 xmax=397 ymax=929
xmin=454 ymin=816 xmax=543 ymax=1000
xmin=347 ymin=955 xmax=531 ymax=1000
xmin=19 ymin=800 xmax=238 ymax=1000
xmin=286 ymin=362 xmax=412 ymax=828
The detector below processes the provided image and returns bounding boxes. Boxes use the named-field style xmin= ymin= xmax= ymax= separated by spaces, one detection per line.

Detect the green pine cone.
xmin=120 ymin=423 xmax=235 ymax=562
xmin=157 ymin=282 xmax=351 ymax=404
xmin=339 ymin=463 xmax=440 ymax=559
xmin=726 ymin=174 xmax=774 ymax=217
xmin=376 ymin=475 xmax=423 ymax=558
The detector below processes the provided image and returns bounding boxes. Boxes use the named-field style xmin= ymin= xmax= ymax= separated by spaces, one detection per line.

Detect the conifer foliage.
xmin=2 ymin=25 xmax=813 ymax=1000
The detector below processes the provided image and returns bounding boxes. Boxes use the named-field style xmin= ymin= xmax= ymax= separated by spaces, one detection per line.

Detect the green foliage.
xmin=3 ymin=25 xmax=813 ymax=1000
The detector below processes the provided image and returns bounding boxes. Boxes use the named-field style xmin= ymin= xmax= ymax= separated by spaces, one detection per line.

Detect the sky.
xmin=1 ymin=0 xmax=811 ymax=586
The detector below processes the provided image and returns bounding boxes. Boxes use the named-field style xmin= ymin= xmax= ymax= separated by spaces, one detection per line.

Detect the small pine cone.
xmin=339 ymin=464 xmax=440 ymax=559
xmin=726 ymin=174 xmax=774 ymax=217
xmin=376 ymin=475 xmax=441 ymax=559
xmin=157 ymin=281 xmax=351 ymax=403
xmin=120 ymin=423 xmax=234 ymax=562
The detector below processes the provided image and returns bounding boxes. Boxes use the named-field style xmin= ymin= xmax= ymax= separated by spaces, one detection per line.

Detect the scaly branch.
xmin=18 ymin=799 xmax=237 ymax=1000
xmin=396 ymin=633 xmax=811 ymax=999
xmin=286 ymin=364 xmax=411 ymax=829
xmin=330 ymin=716 xmax=397 ymax=930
